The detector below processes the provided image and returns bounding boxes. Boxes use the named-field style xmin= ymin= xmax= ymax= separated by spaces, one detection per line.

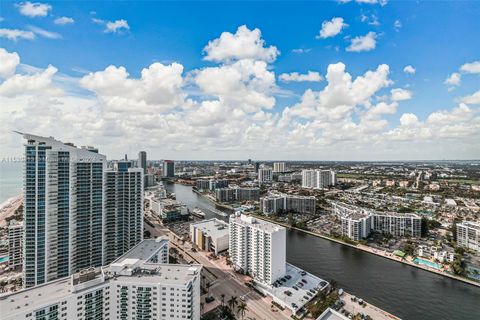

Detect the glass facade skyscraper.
xmin=19 ymin=133 xmax=144 ymax=288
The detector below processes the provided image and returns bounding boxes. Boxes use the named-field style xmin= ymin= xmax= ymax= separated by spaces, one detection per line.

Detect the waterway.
xmin=164 ymin=182 xmax=480 ymax=320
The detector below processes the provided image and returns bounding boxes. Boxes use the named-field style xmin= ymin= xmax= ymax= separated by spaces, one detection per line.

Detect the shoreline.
xmin=192 ymin=188 xmax=236 ymax=212
xmin=253 ymin=215 xmax=480 ymax=289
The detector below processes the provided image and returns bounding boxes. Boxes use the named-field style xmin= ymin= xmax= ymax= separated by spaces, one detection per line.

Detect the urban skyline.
xmin=0 ymin=1 xmax=479 ymax=160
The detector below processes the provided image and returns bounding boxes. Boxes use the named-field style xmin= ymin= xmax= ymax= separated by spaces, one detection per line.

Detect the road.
xmin=144 ymin=214 xmax=291 ymax=320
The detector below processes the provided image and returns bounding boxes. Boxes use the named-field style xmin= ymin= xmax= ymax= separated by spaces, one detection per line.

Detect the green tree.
xmin=237 ymin=302 xmax=248 ymax=320
xmin=227 ymin=296 xmax=238 ymax=312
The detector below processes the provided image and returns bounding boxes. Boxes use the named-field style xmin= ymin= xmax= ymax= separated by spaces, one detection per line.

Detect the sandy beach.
xmin=0 ymin=195 xmax=22 ymax=228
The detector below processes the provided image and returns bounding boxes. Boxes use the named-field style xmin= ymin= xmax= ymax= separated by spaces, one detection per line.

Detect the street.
xmin=144 ymin=214 xmax=291 ymax=320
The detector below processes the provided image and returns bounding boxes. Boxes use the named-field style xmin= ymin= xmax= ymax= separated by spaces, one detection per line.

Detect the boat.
xmin=191 ymin=208 xmax=206 ymax=218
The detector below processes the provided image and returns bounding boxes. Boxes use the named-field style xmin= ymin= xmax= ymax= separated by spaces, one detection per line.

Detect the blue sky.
xmin=0 ymin=1 xmax=479 ymax=160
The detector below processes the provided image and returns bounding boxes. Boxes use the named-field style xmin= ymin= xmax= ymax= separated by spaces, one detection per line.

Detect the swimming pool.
xmin=414 ymin=258 xmax=442 ymax=269
xmin=0 ymin=256 xmax=9 ymax=263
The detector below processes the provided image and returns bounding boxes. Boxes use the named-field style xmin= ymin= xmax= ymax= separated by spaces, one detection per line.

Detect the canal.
xmin=164 ymin=183 xmax=480 ymax=320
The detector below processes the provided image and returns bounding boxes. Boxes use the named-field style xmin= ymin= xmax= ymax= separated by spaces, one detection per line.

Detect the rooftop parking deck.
xmin=258 ymin=263 xmax=329 ymax=314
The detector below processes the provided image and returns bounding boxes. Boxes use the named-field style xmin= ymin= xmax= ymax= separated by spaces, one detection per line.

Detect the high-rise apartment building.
xmin=138 ymin=151 xmax=147 ymax=174
xmin=162 ymin=160 xmax=175 ymax=177
xmin=334 ymin=202 xmax=421 ymax=240
xmin=273 ymin=162 xmax=286 ymax=173
xmin=215 ymin=187 xmax=260 ymax=203
xmin=0 ymin=239 xmax=202 ymax=320
xmin=104 ymin=166 xmax=144 ymax=265
xmin=258 ymin=168 xmax=273 ymax=184
xmin=260 ymin=193 xmax=316 ymax=215
xmin=229 ymin=214 xmax=286 ymax=285
xmin=301 ymin=169 xmax=336 ymax=189
xmin=8 ymin=220 xmax=23 ymax=270
xmin=457 ymin=221 xmax=480 ymax=252
xmin=18 ymin=133 xmax=144 ymax=288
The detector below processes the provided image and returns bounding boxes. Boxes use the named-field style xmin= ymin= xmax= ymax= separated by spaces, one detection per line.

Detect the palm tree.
xmin=227 ymin=296 xmax=238 ymax=312
xmin=237 ymin=302 xmax=247 ymax=320
xmin=205 ymin=282 xmax=211 ymax=297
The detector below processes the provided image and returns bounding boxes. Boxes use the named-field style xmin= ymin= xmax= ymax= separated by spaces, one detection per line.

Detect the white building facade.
xmin=301 ymin=169 xmax=336 ymax=189
xmin=229 ymin=214 xmax=286 ymax=285
xmin=273 ymin=162 xmax=286 ymax=173
xmin=258 ymin=168 xmax=273 ymax=184
xmin=190 ymin=219 xmax=229 ymax=254
xmin=457 ymin=222 xmax=480 ymax=252
xmin=0 ymin=239 xmax=202 ymax=320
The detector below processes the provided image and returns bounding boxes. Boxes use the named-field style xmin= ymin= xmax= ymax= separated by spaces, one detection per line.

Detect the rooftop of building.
xmin=262 ymin=192 xmax=316 ymax=200
xmin=230 ymin=213 xmax=285 ymax=233
xmin=459 ymin=221 xmax=480 ymax=229
xmin=316 ymin=308 xmax=349 ymax=320
xmin=0 ymin=239 xmax=200 ymax=318
xmin=191 ymin=218 xmax=229 ymax=239
xmin=112 ymin=237 xmax=169 ymax=265
xmin=16 ymin=132 xmax=105 ymax=160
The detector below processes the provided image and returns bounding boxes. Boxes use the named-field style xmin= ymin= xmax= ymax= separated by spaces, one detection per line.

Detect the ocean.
xmin=0 ymin=162 xmax=22 ymax=204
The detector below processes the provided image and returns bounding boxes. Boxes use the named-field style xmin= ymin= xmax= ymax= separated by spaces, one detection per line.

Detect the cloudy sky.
xmin=0 ymin=1 xmax=479 ymax=161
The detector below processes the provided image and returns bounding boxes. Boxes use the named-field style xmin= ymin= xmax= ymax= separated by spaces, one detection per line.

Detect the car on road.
xmin=292 ymin=286 xmax=298 ymax=290
xmin=301 ymin=279 xmax=307 ymax=283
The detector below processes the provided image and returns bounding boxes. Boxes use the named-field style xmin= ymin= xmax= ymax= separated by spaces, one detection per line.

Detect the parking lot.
xmin=261 ymin=263 xmax=329 ymax=313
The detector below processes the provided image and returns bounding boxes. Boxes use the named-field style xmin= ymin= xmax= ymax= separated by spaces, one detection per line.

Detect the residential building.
xmin=229 ymin=213 xmax=286 ymax=285
xmin=196 ymin=179 xmax=210 ymax=191
xmin=20 ymin=132 xmax=106 ymax=288
xmin=341 ymin=215 xmax=372 ymax=241
xmin=138 ymin=151 xmax=147 ymax=174
xmin=0 ymin=239 xmax=202 ymax=320
xmin=457 ymin=222 xmax=480 ymax=252
xmin=301 ymin=169 xmax=336 ymax=189
xmin=334 ymin=202 xmax=421 ymax=240
xmin=162 ymin=160 xmax=175 ymax=177
xmin=18 ymin=132 xmax=144 ymax=288
xmin=215 ymin=187 xmax=260 ymax=203
xmin=273 ymin=162 xmax=286 ymax=173
xmin=258 ymin=168 xmax=273 ymax=184
xmin=8 ymin=220 xmax=23 ymax=270
xmin=103 ymin=167 xmax=144 ymax=265
xmin=190 ymin=219 xmax=229 ymax=254
xmin=260 ymin=193 xmax=316 ymax=215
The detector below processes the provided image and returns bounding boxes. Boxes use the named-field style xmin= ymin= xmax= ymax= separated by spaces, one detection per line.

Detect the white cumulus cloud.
xmin=17 ymin=2 xmax=52 ymax=17
xmin=317 ymin=17 xmax=348 ymax=39
xmin=279 ymin=71 xmax=323 ymax=82
xmin=0 ymin=48 xmax=20 ymax=78
xmin=460 ymin=61 xmax=480 ymax=74
xmin=203 ymin=25 xmax=279 ymax=63
xmin=391 ymin=88 xmax=412 ymax=101
xmin=403 ymin=65 xmax=415 ymax=74
xmin=461 ymin=90 xmax=480 ymax=105
xmin=445 ymin=72 xmax=461 ymax=86
xmin=54 ymin=16 xmax=74 ymax=25
xmin=346 ymin=32 xmax=377 ymax=52
xmin=105 ymin=19 xmax=130 ymax=33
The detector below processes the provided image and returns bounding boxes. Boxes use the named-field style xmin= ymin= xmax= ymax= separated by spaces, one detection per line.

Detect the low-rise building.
xmin=190 ymin=219 xmax=229 ymax=254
